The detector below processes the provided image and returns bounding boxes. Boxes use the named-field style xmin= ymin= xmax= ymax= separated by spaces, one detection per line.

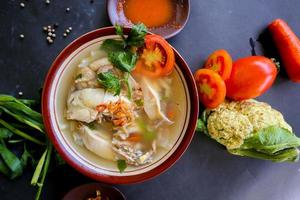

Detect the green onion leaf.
xmin=0 ymin=141 xmax=23 ymax=179
xmin=31 ymin=149 xmax=47 ymax=186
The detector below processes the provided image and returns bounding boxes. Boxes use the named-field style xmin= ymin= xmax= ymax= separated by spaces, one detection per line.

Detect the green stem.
xmin=0 ymin=119 xmax=44 ymax=145
xmin=35 ymin=143 xmax=52 ymax=200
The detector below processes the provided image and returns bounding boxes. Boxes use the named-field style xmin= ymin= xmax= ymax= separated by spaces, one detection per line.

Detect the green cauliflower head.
xmin=206 ymin=100 xmax=292 ymax=150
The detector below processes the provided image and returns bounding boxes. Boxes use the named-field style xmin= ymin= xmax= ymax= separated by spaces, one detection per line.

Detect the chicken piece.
xmin=78 ymin=124 xmax=116 ymax=161
xmin=96 ymin=65 xmax=114 ymax=74
xmin=66 ymin=88 xmax=106 ymax=123
xmin=89 ymin=57 xmax=112 ymax=71
xmin=74 ymin=67 xmax=99 ymax=90
xmin=140 ymin=78 xmax=173 ymax=125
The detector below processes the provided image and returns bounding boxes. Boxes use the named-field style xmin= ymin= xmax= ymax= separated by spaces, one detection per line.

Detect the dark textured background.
xmin=1 ymin=0 xmax=300 ymax=199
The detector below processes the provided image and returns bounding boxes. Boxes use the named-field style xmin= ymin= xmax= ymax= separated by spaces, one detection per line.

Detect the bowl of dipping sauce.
xmin=107 ymin=0 xmax=190 ymax=39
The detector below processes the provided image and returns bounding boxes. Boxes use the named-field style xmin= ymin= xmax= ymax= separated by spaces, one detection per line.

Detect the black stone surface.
xmin=1 ymin=0 xmax=300 ymax=200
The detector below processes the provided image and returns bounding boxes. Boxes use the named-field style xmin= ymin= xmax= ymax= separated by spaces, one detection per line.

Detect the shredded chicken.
xmin=112 ymin=133 xmax=155 ymax=166
xmin=74 ymin=67 xmax=99 ymax=89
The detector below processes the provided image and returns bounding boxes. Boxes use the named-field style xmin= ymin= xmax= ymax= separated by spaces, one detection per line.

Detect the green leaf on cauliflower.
xmin=229 ymin=147 xmax=299 ymax=163
xmin=240 ymin=126 xmax=300 ymax=154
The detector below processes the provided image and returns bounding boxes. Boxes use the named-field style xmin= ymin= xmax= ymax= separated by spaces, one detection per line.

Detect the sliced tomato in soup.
xmin=133 ymin=34 xmax=175 ymax=78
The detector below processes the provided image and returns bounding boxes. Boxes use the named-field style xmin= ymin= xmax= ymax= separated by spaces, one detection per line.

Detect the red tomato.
xmin=204 ymin=49 xmax=233 ymax=80
xmin=194 ymin=69 xmax=226 ymax=109
xmin=133 ymin=34 xmax=175 ymax=78
xmin=226 ymin=56 xmax=277 ymax=100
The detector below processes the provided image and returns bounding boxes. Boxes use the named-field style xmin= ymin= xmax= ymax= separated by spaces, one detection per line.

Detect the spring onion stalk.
xmin=0 ymin=119 xmax=44 ymax=145
xmin=34 ymin=143 xmax=52 ymax=200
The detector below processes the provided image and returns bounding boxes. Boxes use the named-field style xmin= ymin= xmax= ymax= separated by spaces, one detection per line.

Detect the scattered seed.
xmin=43 ymin=26 xmax=48 ymax=31
xmin=63 ymin=33 xmax=67 ymax=37
xmin=66 ymin=7 xmax=70 ymax=12
xmin=46 ymin=36 xmax=51 ymax=40
xmin=18 ymin=91 xmax=23 ymax=96
xmin=45 ymin=0 xmax=50 ymax=5
xmin=48 ymin=32 xmax=53 ymax=36
xmin=48 ymin=39 xmax=53 ymax=44
xmin=47 ymin=25 xmax=51 ymax=29
xmin=52 ymin=33 xmax=56 ymax=37
xmin=20 ymin=2 xmax=25 ymax=8
xmin=66 ymin=29 xmax=70 ymax=33
xmin=51 ymin=29 xmax=55 ymax=32
xmin=19 ymin=34 xmax=25 ymax=39
xmin=68 ymin=27 xmax=72 ymax=31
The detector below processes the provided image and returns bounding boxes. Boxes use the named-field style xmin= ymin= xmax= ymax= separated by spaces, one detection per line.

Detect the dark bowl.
xmin=42 ymin=26 xmax=198 ymax=184
xmin=106 ymin=0 xmax=190 ymax=39
xmin=63 ymin=183 xmax=126 ymax=200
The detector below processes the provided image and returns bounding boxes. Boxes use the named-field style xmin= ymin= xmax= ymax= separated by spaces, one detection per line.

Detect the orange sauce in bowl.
xmin=123 ymin=0 xmax=174 ymax=28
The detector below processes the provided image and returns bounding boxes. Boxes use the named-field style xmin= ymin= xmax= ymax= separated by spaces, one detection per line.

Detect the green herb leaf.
xmin=0 ymin=127 xmax=13 ymax=139
xmin=229 ymin=147 xmax=299 ymax=163
xmin=124 ymin=72 xmax=132 ymax=99
xmin=196 ymin=119 xmax=208 ymax=134
xmin=0 ymin=106 xmax=44 ymax=133
xmin=31 ymin=149 xmax=47 ymax=186
xmin=21 ymin=144 xmax=35 ymax=168
xmin=126 ymin=24 xmax=147 ymax=47
xmin=97 ymin=72 xmax=121 ymax=96
xmin=0 ymin=142 xmax=23 ymax=179
xmin=117 ymin=159 xmax=127 ymax=173
xmin=108 ymin=51 xmax=137 ymax=72
xmin=18 ymin=99 xmax=37 ymax=107
xmin=0 ymin=157 xmax=10 ymax=177
xmin=115 ymin=24 xmax=125 ymax=39
xmin=101 ymin=39 xmax=125 ymax=53
xmin=240 ymin=126 xmax=300 ymax=154
xmin=0 ymin=119 xmax=44 ymax=145
xmin=34 ymin=143 xmax=52 ymax=200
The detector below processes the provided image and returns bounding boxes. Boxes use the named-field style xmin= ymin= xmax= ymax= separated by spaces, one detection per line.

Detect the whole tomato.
xmin=226 ymin=56 xmax=277 ymax=100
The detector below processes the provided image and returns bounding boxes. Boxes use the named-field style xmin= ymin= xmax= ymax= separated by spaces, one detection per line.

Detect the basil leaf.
xmin=108 ymin=51 xmax=137 ymax=72
xmin=0 ymin=142 xmax=23 ymax=179
xmin=101 ymin=39 xmax=125 ymax=53
xmin=117 ymin=159 xmax=127 ymax=173
xmin=97 ymin=72 xmax=121 ymax=96
xmin=240 ymin=126 xmax=300 ymax=154
xmin=126 ymin=24 xmax=147 ymax=47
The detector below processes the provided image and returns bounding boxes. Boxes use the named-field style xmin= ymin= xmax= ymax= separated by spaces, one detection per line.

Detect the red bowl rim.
xmin=42 ymin=26 xmax=199 ymax=184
